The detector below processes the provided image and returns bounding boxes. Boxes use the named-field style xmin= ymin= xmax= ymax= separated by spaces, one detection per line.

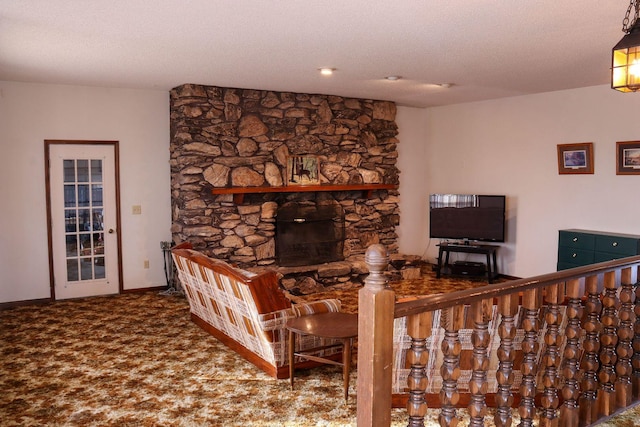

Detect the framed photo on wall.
xmin=557 ymin=142 xmax=594 ymax=175
xmin=616 ymin=141 xmax=640 ymax=175
xmin=286 ymin=155 xmax=320 ymax=185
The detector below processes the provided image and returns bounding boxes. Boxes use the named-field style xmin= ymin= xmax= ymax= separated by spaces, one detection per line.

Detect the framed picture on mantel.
xmin=557 ymin=142 xmax=594 ymax=175
xmin=616 ymin=141 xmax=640 ymax=175
xmin=286 ymin=155 xmax=320 ymax=186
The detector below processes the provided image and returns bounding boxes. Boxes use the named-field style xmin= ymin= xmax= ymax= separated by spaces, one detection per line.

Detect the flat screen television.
xmin=429 ymin=194 xmax=506 ymax=242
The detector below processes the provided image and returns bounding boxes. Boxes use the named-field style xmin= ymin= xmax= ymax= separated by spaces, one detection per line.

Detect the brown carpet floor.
xmin=1 ymin=270 xmax=639 ymax=426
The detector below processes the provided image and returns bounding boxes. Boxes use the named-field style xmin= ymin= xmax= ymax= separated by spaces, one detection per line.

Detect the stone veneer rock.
xmin=170 ymin=83 xmax=402 ymax=293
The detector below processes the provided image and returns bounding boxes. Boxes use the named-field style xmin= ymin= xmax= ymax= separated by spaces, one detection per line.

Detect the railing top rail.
xmin=394 ymin=255 xmax=640 ymax=319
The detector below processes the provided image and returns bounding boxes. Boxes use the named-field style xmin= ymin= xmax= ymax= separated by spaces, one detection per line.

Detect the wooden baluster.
xmin=598 ymin=271 xmax=619 ymax=417
xmin=439 ymin=306 xmax=464 ymax=427
xmin=357 ymin=244 xmax=394 ymax=427
xmin=495 ymin=293 xmax=519 ymax=427
xmin=539 ymin=283 xmax=564 ymax=427
xmin=616 ymin=267 xmax=635 ymax=409
xmin=468 ymin=299 xmax=492 ymax=427
xmin=518 ymin=288 xmax=541 ymax=427
xmin=579 ymin=275 xmax=601 ymax=425
xmin=633 ymin=267 xmax=640 ymax=398
xmin=406 ymin=311 xmax=433 ymax=427
xmin=559 ymin=279 xmax=582 ymax=427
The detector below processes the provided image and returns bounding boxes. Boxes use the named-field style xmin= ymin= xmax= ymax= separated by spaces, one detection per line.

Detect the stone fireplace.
xmin=276 ymin=201 xmax=345 ymax=267
xmin=169 ymin=84 xmax=403 ymax=293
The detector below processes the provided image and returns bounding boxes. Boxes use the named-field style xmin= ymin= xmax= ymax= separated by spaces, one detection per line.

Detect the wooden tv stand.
xmin=435 ymin=242 xmax=499 ymax=283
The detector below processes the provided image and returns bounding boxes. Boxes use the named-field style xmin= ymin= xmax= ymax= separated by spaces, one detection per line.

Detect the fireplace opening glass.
xmin=276 ymin=202 xmax=345 ymax=267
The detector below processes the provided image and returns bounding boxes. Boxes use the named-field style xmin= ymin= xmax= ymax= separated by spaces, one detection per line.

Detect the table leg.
xmin=343 ymin=337 xmax=352 ymax=402
xmin=436 ymin=247 xmax=444 ymax=278
xmin=289 ymin=330 xmax=295 ymax=390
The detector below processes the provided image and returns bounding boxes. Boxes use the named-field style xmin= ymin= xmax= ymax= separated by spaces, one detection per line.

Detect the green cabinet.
xmin=557 ymin=229 xmax=640 ymax=271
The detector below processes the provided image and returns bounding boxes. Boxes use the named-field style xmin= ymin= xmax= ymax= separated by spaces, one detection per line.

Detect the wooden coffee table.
xmin=286 ymin=312 xmax=358 ymax=401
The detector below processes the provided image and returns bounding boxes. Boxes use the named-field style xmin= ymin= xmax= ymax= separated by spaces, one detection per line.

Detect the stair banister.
xmin=357 ymin=244 xmax=640 ymax=427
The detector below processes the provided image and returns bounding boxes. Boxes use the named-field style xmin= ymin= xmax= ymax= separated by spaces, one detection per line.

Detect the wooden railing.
xmin=356 ymin=244 xmax=640 ymax=427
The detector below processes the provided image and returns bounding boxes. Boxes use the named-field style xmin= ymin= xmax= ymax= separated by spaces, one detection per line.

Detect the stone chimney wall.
xmin=169 ymin=83 xmax=400 ymax=274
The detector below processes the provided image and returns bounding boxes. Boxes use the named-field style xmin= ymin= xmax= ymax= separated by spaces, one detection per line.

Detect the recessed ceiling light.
xmin=319 ymin=68 xmax=336 ymax=76
xmin=385 ymin=75 xmax=401 ymax=81
xmin=424 ymin=83 xmax=454 ymax=89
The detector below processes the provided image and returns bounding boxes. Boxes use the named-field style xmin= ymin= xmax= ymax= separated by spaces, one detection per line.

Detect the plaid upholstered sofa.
xmin=171 ymin=242 xmax=344 ymax=379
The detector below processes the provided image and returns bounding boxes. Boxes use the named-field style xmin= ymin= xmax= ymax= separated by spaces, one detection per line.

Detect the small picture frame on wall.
xmin=286 ymin=155 xmax=320 ymax=185
xmin=616 ymin=141 xmax=640 ymax=175
xmin=557 ymin=142 xmax=594 ymax=175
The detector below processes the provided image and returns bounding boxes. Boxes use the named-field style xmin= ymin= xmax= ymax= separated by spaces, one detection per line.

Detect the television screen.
xmin=429 ymin=194 xmax=506 ymax=242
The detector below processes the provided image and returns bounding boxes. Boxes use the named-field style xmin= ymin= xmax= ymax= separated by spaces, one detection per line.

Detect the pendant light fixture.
xmin=612 ymin=0 xmax=640 ymax=92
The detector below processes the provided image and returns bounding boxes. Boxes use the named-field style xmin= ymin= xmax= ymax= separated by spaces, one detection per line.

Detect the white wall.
xmin=0 ymin=81 xmax=171 ymax=303
xmin=396 ymin=84 xmax=640 ymax=278
xmin=3 ymin=81 xmax=639 ymax=302
xmin=396 ymin=106 xmax=430 ymax=257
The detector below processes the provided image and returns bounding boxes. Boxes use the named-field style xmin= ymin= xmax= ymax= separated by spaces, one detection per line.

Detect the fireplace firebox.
xmin=276 ymin=202 xmax=345 ymax=267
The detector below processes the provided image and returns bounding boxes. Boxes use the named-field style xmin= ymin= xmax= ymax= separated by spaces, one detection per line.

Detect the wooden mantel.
xmin=211 ymin=183 xmax=398 ymax=204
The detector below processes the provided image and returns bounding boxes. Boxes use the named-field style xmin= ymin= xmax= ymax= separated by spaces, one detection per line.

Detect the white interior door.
xmin=49 ymin=143 xmax=120 ymax=299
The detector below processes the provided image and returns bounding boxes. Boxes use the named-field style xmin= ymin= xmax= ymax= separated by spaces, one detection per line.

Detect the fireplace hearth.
xmin=276 ymin=202 xmax=345 ymax=267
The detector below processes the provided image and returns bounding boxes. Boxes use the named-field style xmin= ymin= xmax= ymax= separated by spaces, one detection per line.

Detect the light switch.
xmin=132 ymin=205 xmax=142 ymax=215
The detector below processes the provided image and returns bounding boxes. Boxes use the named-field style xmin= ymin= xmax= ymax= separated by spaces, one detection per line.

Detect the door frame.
xmin=45 ymin=140 xmax=123 ymax=300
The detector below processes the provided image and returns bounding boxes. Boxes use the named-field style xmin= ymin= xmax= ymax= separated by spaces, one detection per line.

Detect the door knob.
xmin=108 ymin=228 xmax=115 ymax=234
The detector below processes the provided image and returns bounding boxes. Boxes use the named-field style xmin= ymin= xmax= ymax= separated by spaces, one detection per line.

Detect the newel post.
xmin=357 ymin=244 xmax=395 ymax=427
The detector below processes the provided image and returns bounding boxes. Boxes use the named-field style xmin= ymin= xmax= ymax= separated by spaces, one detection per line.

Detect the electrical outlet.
xmin=132 ymin=205 xmax=142 ymax=215
xmin=144 ymin=260 xmax=149 ymax=269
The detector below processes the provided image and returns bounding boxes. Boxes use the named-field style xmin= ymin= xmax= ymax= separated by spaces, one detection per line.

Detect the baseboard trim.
xmin=121 ymin=286 xmax=168 ymax=294
xmin=0 ymin=298 xmax=52 ymax=311
xmin=498 ymin=273 xmax=521 ymax=281
xmin=1 ymin=287 xmax=170 ymax=310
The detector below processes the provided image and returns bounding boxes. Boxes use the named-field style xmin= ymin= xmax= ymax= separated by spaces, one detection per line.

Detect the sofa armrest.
xmin=292 ymin=299 xmax=341 ymax=317
xmin=258 ymin=299 xmax=341 ymax=332
xmin=171 ymin=241 xmax=193 ymax=250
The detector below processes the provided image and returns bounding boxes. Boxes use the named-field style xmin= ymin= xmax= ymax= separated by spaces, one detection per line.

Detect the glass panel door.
xmin=63 ymin=159 xmax=106 ymax=282
xmin=48 ymin=142 xmax=119 ymax=300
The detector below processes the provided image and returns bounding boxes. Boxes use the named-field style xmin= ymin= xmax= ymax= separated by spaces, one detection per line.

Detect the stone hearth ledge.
xmin=247 ymin=253 xmax=424 ymax=296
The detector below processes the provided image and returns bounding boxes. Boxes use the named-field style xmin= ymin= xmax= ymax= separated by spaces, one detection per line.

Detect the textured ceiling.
xmin=0 ymin=1 xmax=632 ymax=107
